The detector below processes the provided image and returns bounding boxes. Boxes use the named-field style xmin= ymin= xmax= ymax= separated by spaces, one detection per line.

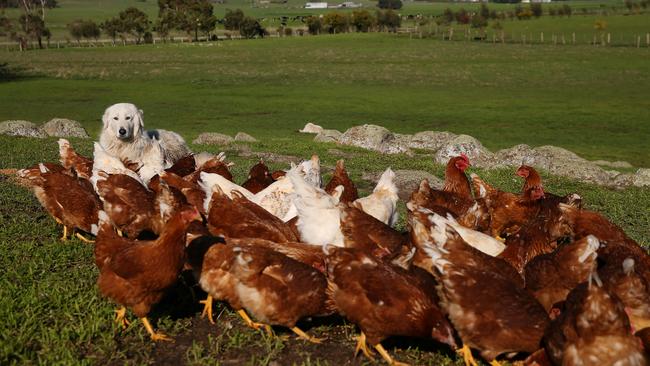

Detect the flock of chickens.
xmin=15 ymin=138 xmax=650 ymax=366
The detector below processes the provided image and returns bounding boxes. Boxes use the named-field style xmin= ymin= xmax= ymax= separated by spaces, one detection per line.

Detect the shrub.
xmin=305 ymin=16 xmax=322 ymax=35
xmin=224 ymin=9 xmax=245 ymax=30
xmin=322 ymin=12 xmax=349 ymax=34
xmin=377 ymin=0 xmax=402 ymax=10
xmin=455 ymin=8 xmax=470 ymax=24
xmin=351 ymin=10 xmax=375 ymax=32
xmin=376 ymin=9 xmax=400 ymax=32
xmin=530 ymin=3 xmax=543 ymax=18
xmin=239 ymin=16 xmax=266 ymax=38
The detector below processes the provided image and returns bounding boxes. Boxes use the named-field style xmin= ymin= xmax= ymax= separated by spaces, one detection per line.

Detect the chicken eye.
xmin=113 ymin=117 xmax=118 ymax=120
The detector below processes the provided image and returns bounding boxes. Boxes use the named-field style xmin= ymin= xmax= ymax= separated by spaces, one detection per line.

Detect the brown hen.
xmin=58 ymin=139 xmax=93 ymax=180
xmin=543 ymin=273 xmax=647 ymax=365
xmin=185 ymin=238 xmax=331 ymax=342
xmin=408 ymin=155 xmax=473 ymax=218
xmin=205 ymin=185 xmax=299 ymax=242
xmin=242 ymin=159 xmax=275 ymax=194
xmin=325 ymin=159 xmax=359 ymax=204
xmin=324 ymin=245 xmax=456 ymax=366
xmin=411 ymin=211 xmax=548 ymax=365
xmin=97 ymin=207 xmax=201 ymax=341
xmin=524 ymin=235 xmax=601 ymax=311
xmin=18 ymin=163 xmax=101 ymax=242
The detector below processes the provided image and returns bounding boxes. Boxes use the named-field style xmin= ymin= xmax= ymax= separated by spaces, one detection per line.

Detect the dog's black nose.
xmin=119 ymin=128 xmax=126 ymax=136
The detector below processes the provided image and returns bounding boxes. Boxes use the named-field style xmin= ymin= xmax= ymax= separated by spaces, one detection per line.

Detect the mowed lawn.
xmin=1 ymin=33 xmax=650 ymax=365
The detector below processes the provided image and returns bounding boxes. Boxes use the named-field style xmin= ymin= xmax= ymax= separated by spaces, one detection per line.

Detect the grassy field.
xmin=1 ymin=34 xmax=649 ymax=166
xmin=0 ymin=25 xmax=649 ymax=365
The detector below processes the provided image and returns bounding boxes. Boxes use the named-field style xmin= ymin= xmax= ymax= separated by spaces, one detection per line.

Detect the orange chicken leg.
xmin=200 ymin=295 xmax=215 ymax=324
xmin=457 ymin=344 xmax=478 ymax=366
xmin=141 ymin=317 xmax=173 ymax=342
xmin=354 ymin=331 xmax=375 ymax=359
xmin=290 ymin=326 xmax=326 ymax=344
xmin=374 ymin=343 xmax=410 ymax=366
xmin=237 ymin=310 xmax=272 ymax=335
xmin=114 ymin=306 xmax=130 ymax=329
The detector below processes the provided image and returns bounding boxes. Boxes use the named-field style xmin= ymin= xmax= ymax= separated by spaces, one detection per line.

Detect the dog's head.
xmin=102 ymin=103 xmax=144 ymax=141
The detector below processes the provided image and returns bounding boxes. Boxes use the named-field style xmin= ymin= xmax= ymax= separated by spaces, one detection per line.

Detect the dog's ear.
xmin=102 ymin=107 xmax=111 ymax=129
xmin=133 ymin=108 xmax=145 ymax=136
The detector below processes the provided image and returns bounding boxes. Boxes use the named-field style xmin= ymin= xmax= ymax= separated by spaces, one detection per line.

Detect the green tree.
xmin=377 ymin=0 xmax=402 ymax=10
xmin=479 ymin=3 xmax=490 ymax=19
xmin=376 ymin=9 xmax=400 ymax=32
xmin=67 ymin=19 xmax=84 ymax=44
xmin=239 ymin=15 xmax=265 ymax=38
xmin=562 ymin=4 xmax=572 ymax=17
xmin=322 ymin=12 xmax=348 ymax=34
xmin=351 ymin=10 xmax=375 ymax=32
xmin=158 ymin=0 xmax=217 ymax=41
xmin=118 ymin=7 xmax=150 ymax=44
xmin=224 ymin=8 xmax=245 ymax=31
xmin=455 ymin=8 xmax=470 ymax=24
xmin=441 ymin=8 xmax=454 ymax=25
xmin=530 ymin=3 xmax=543 ymax=18
xmin=305 ymin=15 xmax=321 ymax=35
xmin=19 ymin=13 xmax=49 ymax=48
xmin=101 ymin=17 xmax=122 ymax=43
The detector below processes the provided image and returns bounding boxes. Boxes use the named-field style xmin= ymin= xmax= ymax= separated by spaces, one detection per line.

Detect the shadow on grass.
xmin=0 ymin=62 xmax=37 ymax=82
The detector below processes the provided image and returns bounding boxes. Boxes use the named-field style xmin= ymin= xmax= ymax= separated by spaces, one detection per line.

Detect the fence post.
xmin=607 ymin=33 xmax=610 ymax=45
xmin=646 ymin=33 xmax=649 ymax=46
xmin=572 ymin=32 xmax=576 ymax=45
xmin=637 ymin=35 xmax=641 ymax=48
xmin=540 ymin=31 xmax=544 ymax=43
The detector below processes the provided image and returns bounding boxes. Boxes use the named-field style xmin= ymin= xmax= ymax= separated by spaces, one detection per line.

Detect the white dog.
xmin=99 ymin=103 xmax=191 ymax=183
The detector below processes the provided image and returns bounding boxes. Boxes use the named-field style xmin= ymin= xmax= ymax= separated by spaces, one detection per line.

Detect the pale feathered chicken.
xmin=288 ymin=167 xmax=345 ymax=247
xmin=91 ymin=142 xmax=144 ymax=191
xmin=352 ymin=168 xmax=399 ymax=227
xmin=199 ymin=156 xmax=323 ymax=222
xmin=407 ymin=202 xmax=505 ymax=257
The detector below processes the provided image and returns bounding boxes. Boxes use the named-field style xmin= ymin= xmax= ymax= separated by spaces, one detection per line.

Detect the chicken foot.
xmin=290 ymin=326 xmax=326 ymax=344
xmin=200 ymin=295 xmax=215 ymax=324
xmin=141 ymin=317 xmax=173 ymax=342
xmin=354 ymin=331 xmax=375 ymax=360
xmin=114 ymin=306 xmax=130 ymax=329
xmin=374 ymin=343 xmax=410 ymax=366
xmin=60 ymin=225 xmax=69 ymax=241
xmin=237 ymin=310 xmax=272 ymax=335
xmin=457 ymin=344 xmax=478 ymax=366
xmin=489 ymin=361 xmax=503 ymax=366
xmin=74 ymin=232 xmax=95 ymax=243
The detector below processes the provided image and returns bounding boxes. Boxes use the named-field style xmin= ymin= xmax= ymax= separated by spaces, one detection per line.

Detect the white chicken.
xmin=352 ymin=168 xmax=399 ymax=227
xmin=198 ymin=155 xmax=323 ymax=222
xmin=288 ymin=168 xmax=345 ymax=247
xmin=90 ymin=142 xmax=144 ymax=191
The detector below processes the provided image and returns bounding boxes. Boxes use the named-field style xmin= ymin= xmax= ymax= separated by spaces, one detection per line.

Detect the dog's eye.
xmin=126 ymin=116 xmax=131 ymax=120
xmin=113 ymin=117 xmax=118 ymax=120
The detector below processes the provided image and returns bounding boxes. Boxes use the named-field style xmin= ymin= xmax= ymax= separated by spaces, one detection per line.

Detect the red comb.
xmin=460 ymin=153 xmax=470 ymax=164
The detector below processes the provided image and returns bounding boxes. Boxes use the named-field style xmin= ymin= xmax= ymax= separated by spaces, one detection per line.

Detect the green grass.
xmin=0 ymin=21 xmax=649 ymax=365
xmin=1 ymin=34 xmax=649 ymax=166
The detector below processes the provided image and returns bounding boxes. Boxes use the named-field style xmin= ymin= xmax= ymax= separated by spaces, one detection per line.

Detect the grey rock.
xmin=532 ymin=146 xmax=614 ymax=186
xmin=234 ymin=132 xmax=258 ymax=142
xmin=192 ymin=132 xmax=234 ymax=145
xmin=632 ymin=168 xmax=650 ymax=187
xmin=238 ymin=150 xmax=299 ymax=165
xmin=434 ymin=134 xmax=496 ymax=168
xmin=362 ymin=169 xmax=444 ymax=201
xmin=299 ymin=122 xmax=324 ymax=134
xmin=494 ymin=144 xmax=550 ymax=168
xmin=339 ymin=124 xmax=410 ymax=155
xmin=40 ymin=118 xmax=89 ymax=138
xmin=313 ymin=129 xmax=342 ymax=143
xmin=408 ymin=131 xmax=457 ymax=151
xmin=0 ymin=120 xmax=47 ymax=138
xmin=592 ymin=160 xmax=633 ymax=169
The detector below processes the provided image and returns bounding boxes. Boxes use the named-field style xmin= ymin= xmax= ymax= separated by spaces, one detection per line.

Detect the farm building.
xmin=305 ymin=2 xmax=328 ymax=8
